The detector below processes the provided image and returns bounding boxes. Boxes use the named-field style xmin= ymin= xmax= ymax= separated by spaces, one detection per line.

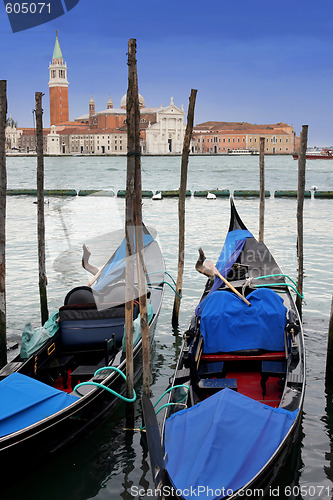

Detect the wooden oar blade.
xmin=142 ymin=395 xmax=166 ymax=491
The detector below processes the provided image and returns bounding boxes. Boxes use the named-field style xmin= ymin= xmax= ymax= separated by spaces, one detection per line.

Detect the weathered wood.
xmin=172 ymin=89 xmax=197 ymax=327
xmin=127 ymin=40 xmax=150 ymax=398
xmin=259 ymin=137 xmax=265 ymax=243
xmin=296 ymin=125 xmax=308 ymax=318
xmin=325 ymin=297 xmax=333 ymax=383
xmin=0 ymin=80 xmax=7 ymax=368
xmin=35 ymin=92 xmax=49 ymax=325
xmin=125 ymin=39 xmax=137 ymax=408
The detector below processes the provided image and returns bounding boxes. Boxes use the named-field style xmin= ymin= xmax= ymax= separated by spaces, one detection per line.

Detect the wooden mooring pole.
xmin=325 ymin=297 xmax=333 ymax=383
xmin=296 ymin=125 xmax=308 ymax=318
xmin=125 ymin=40 xmax=137 ymax=411
xmin=172 ymin=89 xmax=197 ymax=327
xmin=0 ymin=80 xmax=7 ymax=368
xmin=128 ymin=40 xmax=150 ymax=397
xmin=259 ymin=137 xmax=265 ymax=243
xmin=35 ymin=92 xmax=49 ymax=325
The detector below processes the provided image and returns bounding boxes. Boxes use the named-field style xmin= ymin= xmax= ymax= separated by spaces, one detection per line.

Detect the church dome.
xmin=120 ymin=93 xmax=145 ymax=109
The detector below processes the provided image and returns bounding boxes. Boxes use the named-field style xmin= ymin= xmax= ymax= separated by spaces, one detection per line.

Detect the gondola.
xmin=0 ymin=225 xmax=165 ymax=482
xmin=143 ymin=199 xmax=305 ymax=499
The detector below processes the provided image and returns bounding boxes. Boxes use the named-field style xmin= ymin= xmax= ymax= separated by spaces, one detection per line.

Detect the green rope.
xmin=253 ymin=274 xmax=304 ymax=299
xmin=140 ymin=384 xmax=190 ymax=430
xmin=254 ymin=282 xmax=304 ymax=299
xmin=253 ymin=273 xmax=298 ymax=288
xmin=153 ymin=384 xmax=190 ymax=408
xmin=146 ymin=270 xmax=177 ymax=288
xmin=155 ymin=402 xmax=187 ymax=416
xmin=148 ymin=280 xmax=182 ymax=298
xmin=73 ymin=366 xmax=137 ymax=402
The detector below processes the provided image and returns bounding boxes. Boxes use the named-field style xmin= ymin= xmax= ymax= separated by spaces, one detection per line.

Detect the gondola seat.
xmin=60 ymin=282 xmax=139 ymax=349
xmin=59 ymin=303 xmax=138 ymax=349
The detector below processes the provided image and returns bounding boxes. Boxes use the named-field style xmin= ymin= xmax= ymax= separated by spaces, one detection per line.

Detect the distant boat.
xmin=292 ymin=149 xmax=333 ymax=160
xmin=228 ymin=149 xmax=259 ymax=156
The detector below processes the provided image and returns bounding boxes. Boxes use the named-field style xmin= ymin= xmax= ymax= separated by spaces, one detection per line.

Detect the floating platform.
xmin=7 ymin=189 xmax=77 ymax=196
xmin=78 ymin=190 xmax=114 ymax=196
xmin=117 ymin=190 xmax=153 ymax=198
xmin=274 ymin=190 xmax=311 ymax=198
xmin=314 ymin=191 xmax=333 ymax=199
xmin=234 ymin=190 xmax=270 ymax=198
xmin=194 ymin=189 xmax=230 ymax=197
xmin=159 ymin=190 xmax=191 ymax=197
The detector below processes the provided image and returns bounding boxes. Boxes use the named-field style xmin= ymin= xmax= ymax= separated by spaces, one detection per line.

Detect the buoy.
xmin=310 ymin=185 xmax=318 ymax=191
xmin=206 ymin=192 xmax=216 ymax=199
xmin=152 ymin=192 xmax=162 ymax=200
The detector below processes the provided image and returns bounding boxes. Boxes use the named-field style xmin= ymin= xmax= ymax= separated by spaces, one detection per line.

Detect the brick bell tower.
xmin=48 ymin=31 xmax=69 ymax=125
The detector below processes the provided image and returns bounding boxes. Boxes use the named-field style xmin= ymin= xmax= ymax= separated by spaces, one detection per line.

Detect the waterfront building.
xmin=192 ymin=122 xmax=297 ymax=155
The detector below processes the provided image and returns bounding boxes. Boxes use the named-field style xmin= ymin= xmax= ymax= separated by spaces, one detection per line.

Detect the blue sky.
xmin=1 ymin=0 xmax=333 ymax=146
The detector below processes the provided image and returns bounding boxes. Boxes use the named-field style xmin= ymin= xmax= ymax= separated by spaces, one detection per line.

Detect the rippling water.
xmin=2 ymin=155 xmax=333 ymax=499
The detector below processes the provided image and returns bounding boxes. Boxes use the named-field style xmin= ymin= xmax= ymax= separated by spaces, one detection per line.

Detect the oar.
xmin=141 ymin=395 xmax=166 ymax=494
xmin=196 ymin=248 xmax=251 ymax=306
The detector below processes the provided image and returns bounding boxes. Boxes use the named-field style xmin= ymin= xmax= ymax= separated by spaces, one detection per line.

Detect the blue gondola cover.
xmin=200 ymin=288 xmax=287 ymax=353
xmin=196 ymin=229 xmax=252 ymax=316
xmin=0 ymin=373 xmax=78 ymax=437
xmin=164 ymin=388 xmax=297 ymax=499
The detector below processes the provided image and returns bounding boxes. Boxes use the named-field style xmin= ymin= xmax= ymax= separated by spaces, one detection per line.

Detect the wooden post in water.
xmin=35 ymin=92 xmax=49 ymax=325
xmin=0 ymin=80 xmax=7 ymax=368
xmin=128 ymin=40 xmax=150 ymax=397
xmin=296 ymin=124 xmax=308 ymax=318
xmin=172 ymin=89 xmax=197 ymax=327
xmin=259 ymin=136 xmax=265 ymax=243
xmin=125 ymin=39 xmax=138 ymax=408
xmin=325 ymin=297 xmax=333 ymax=383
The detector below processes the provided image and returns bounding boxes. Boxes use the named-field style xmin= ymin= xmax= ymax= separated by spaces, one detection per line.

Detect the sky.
xmin=1 ymin=0 xmax=333 ymax=146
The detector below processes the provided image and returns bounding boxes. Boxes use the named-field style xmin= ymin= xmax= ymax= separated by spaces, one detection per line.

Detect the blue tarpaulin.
xmin=196 ymin=229 xmax=252 ymax=316
xmin=164 ymin=388 xmax=297 ymax=499
xmin=200 ymin=288 xmax=287 ymax=353
xmin=93 ymin=232 xmax=154 ymax=292
xmin=0 ymin=373 xmax=78 ymax=437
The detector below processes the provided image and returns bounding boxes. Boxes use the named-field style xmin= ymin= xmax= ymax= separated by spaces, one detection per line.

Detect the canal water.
xmin=2 ymin=155 xmax=333 ymax=499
